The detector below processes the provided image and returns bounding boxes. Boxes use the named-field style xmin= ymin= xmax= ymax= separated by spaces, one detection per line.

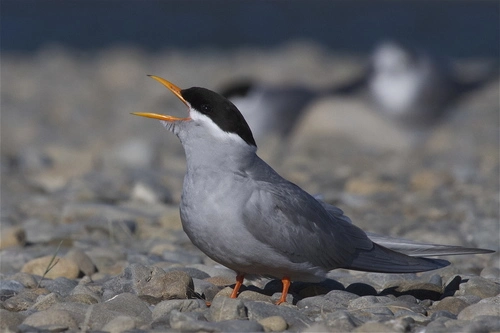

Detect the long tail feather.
xmin=367 ymin=232 xmax=495 ymax=257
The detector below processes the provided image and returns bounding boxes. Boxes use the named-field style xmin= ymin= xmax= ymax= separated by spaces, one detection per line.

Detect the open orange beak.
xmin=132 ymin=75 xmax=191 ymax=122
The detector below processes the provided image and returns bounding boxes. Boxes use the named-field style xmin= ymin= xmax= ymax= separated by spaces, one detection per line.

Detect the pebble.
xmin=352 ymin=321 xmax=397 ymax=332
xmin=192 ymin=278 xmax=222 ymax=301
xmin=0 ymin=279 xmax=25 ymax=300
xmin=8 ymin=272 xmax=39 ymax=288
xmin=432 ymin=296 xmax=469 ymax=315
xmin=102 ymin=263 xmax=195 ymax=303
xmin=323 ymin=310 xmax=363 ymax=332
xmin=101 ymin=315 xmax=137 ymax=333
xmin=21 ymin=256 xmax=80 ymax=280
xmin=40 ymin=277 xmax=78 ymax=297
xmin=152 ymin=299 xmax=208 ymax=320
xmin=480 ymin=266 xmax=500 ymax=284
xmin=245 ymin=300 xmax=313 ymax=331
xmin=0 ymin=309 xmax=26 ymax=330
xmin=3 ymin=288 xmax=48 ymax=311
xmin=30 ymin=292 xmax=62 ymax=311
xmin=258 ymin=315 xmax=288 ymax=332
xmin=208 ymin=296 xmax=248 ymax=321
xmin=68 ymin=283 xmax=101 ymax=304
xmin=21 ymin=309 xmax=79 ymax=331
xmin=100 ymin=293 xmax=152 ymax=323
xmin=457 ymin=296 xmax=500 ymax=320
xmin=456 ymin=276 xmax=500 ymax=298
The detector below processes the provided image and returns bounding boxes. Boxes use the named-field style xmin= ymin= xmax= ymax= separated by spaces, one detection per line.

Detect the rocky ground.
xmin=1 ymin=43 xmax=499 ymax=332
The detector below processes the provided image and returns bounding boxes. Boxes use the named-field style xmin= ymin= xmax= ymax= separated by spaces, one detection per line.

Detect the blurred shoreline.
xmin=2 ymin=0 xmax=499 ymax=58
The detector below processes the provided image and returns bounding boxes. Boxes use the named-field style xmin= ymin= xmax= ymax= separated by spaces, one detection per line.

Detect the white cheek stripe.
xmin=189 ymin=108 xmax=247 ymax=144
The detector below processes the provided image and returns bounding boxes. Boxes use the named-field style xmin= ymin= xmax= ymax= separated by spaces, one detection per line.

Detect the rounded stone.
xmin=21 ymin=255 xmax=80 ymax=279
xmin=101 ymin=315 xmax=137 ymax=333
xmin=22 ymin=309 xmax=78 ymax=330
xmin=258 ymin=315 xmax=288 ymax=332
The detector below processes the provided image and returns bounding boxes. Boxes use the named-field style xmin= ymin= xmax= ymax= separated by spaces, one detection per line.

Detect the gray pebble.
xmin=208 ymin=296 xmax=248 ymax=321
xmin=8 ymin=272 xmax=39 ymax=288
xmin=428 ymin=273 xmax=443 ymax=287
xmin=101 ymin=315 xmax=137 ymax=333
xmin=170 ymin=309 xmax=264 ymax=332
xmin=386 ymin=300 xmax=426 ymax=316
xmin=471 ymin=315 xmax=500 ymax=332
xmin=457 ymin=296 xmax=500 ymax=320
xmin=244 ymin=300 xmax=313 ymax=331
xmin=432 ymin=296 xmax=469 ymax=315
xmin=323 ymin=310 xmax=363 ymax=332
xmin=22 ymin=309 xmax=78 ymax=330
xmin=166 ymin=266 xmax=210 ymax=279
xmin=167 ymin=310 xmax=208 ymax=330
xmin=103 ymin=263 xmax=195 ymax=303
xmin=0 ymin=250 xmax=33 ymax=274
xmin=296 ymin=295 xmax=347 ymax=316
xmin=348 ymin=295 xmax=393 ymax=310
xmin=257 ymin=315 xmax=288 ymax=332
xmin=430 ymin=310 xmax=457 ymax=320
xmin=326 ymin=289 xmax=360 ymax=304
xmin=65 ymin=293 xmax=100 ymax=305
xmin=0 ymin=280 xmax=25 ymax=300
xmin=3 ymin=289 xmax=46 ymax=312
xmin=480 ymin=267 xmax=500 ymax=283
xmin=238 ymin=290 xmax=273 ymax=303
xmin=152 ymin=299 xmax=207 ymax=320
xmin=105 ymin=292 xmax=152 ymax=317
xmin=30 ymin=292 xmax=63 ymax=311
xmin=49 ymin=302 xmax=90 ymax=327
xmin=68 ymin=284 xmax=101 ymax=303
xmin=193 ymin=278 xmax=222 ymax=301
xmin=456 ymin=276 xmax=500 ymax=298
xmin=424 ymin=316 xmax=453 ymax=332
xmin=0 ymin=308 xmax=26 ymax=330
xmin=351 ymin=321 xmax=395 ymax=332
xmin=40 ymin=277 xmax=78 ymax=297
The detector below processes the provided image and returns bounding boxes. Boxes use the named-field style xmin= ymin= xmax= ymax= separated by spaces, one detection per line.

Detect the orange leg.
xmin=276 ymin=276 xmax=291 ymax=305
xmin=230 ymin=274 xmax=244 ymax=298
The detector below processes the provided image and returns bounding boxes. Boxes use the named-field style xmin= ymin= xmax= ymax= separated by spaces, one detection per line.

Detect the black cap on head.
xmin=181 ymin=87 xmax=257 ymax=147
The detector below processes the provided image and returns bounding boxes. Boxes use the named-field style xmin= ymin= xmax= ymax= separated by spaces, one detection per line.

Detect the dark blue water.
xmin=1 ymin=0 xmax=499 ymax=58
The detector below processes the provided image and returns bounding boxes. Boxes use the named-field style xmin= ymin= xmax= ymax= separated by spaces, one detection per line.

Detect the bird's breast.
xmin=178 ymin=170 xmax=257 ymax=266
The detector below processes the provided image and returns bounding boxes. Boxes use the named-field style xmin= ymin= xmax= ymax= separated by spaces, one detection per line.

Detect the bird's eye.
xmin=200 ymin=104 xmax=212 ymax=114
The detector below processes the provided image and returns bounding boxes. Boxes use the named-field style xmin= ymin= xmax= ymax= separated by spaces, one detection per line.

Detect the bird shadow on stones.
xmin=378 ymin=276 xmax=462 ymax=301
xmin=245 ymin=275 xmax=463 ymax=304
xmin=258 ymin=278 xmax=347 ymax=305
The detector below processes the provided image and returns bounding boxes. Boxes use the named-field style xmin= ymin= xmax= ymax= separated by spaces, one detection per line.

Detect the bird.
xmin=132 ymin=75 xmax=494 ymax=304
xmin=337 ymin=41 xmax=498 ymax=142
xmin=219 ymin=79 xmax=319 ymax=143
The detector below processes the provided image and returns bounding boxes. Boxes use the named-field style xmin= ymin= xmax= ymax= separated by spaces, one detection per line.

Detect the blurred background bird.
xmin=332 ymin=40 xmax=499 ymax=144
